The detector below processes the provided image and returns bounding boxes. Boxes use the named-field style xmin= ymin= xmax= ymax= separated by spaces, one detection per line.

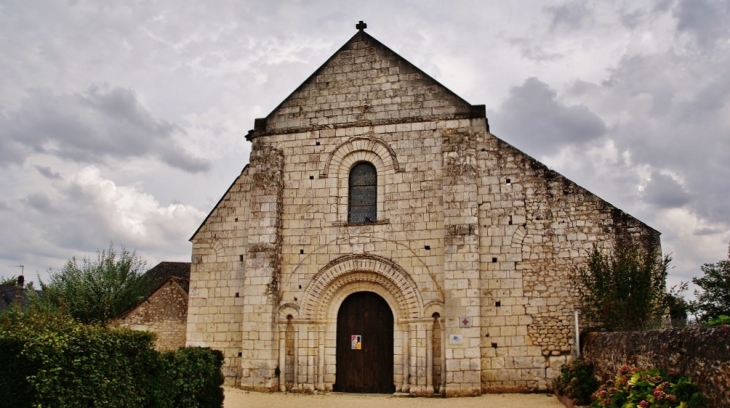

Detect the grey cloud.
xmin=23 ymin=192 xmax=54 ymax=212
xmin=489 ymin=77 xmax=607 ymax=156
xmin=1 ymin=85 xmax=210 ymax=172
xmin=653 ymin=0 xmax=676 ymax=13
xmin=641 ymin=171 xmax=691 ymax=209
xmin=35 ymin=165 xmax=62 ymax=180
xmin=678 ymin=78 xmax=730 ymax=121
xmin=0 ymin=200 xmax=9 ymax=211
xmin=592 ymin=45 xmax=730 ymax=225
xmin=695 ymin=227 xmax=722 ymax=236
xmin=674 ymin=0 xmax=730 ymax=49
xmin=158 ymin=148 xmax=210 ymax=173
xmin=0 ymin=110 xmax=24 ymax=166
xmin=619 ymin=9 xmax=644 ymax=29
xmin=544 ymin=1 xmax=593 ymax=31
xmin=605 ymin=54 xmax=676 ymax=117
xmin=509 ymin=38 xmax=564 ymax=63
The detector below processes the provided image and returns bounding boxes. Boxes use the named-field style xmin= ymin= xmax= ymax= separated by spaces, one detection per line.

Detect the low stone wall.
xmin=583 ymin=326 xmax=729 ymax=408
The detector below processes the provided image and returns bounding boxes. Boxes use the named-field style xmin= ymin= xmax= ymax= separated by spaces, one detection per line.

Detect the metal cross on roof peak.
xmin=356 ymin=21 xmax=367 ymax=31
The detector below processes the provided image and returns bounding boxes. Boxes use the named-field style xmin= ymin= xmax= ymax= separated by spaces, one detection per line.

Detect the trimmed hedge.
xmin=0 ymin=309 xmax=223 ymax=408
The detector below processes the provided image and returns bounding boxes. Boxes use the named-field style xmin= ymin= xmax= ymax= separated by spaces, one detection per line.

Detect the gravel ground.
xmin=223 ymin=387 xmax=564 ymax=408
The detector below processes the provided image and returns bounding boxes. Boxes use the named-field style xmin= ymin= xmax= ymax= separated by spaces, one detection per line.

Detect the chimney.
xmin=14 ymin=275 xmax=25 ymax=305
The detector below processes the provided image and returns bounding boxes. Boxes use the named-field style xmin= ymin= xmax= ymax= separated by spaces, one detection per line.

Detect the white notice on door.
xmin=351 ymin=334 xmax=362 ymax=349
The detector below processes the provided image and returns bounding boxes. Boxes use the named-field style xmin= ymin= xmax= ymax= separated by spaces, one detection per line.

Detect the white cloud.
xmin=0 ymin=166 xmax=205 ymax=284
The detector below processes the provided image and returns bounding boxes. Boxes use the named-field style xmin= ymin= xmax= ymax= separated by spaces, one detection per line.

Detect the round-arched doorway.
xmin=334 ymin=291 xmax=395 ymax=393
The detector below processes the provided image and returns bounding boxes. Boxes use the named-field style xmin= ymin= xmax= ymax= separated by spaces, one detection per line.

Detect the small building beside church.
xmin=116 ymin=261 xmax=190 ymax=351
xmin=186 ymin=22 xmax=659 ymax=396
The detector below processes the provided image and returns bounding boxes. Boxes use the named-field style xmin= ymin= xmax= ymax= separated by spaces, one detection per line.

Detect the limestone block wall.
xmin=117 ymin=279 xmax=188 ymax=352
xmin=263 ymin=119 xmax=453 ymax=393
xmin=476 ymin=133 xmax=660 ymax=392
xmin=187 ymin=167 xmax=251 ymax=383
xmin=239 ymin=143 xmax=285 ymax=391
xmin=440 ymin=123 xmax=482 ymax=396
xmin=264 ymin=31 xmax=473 ymax=133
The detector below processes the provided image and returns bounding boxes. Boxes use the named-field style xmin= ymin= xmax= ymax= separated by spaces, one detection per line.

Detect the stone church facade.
xmin=186 ymin=23 xmax=659 ymax=396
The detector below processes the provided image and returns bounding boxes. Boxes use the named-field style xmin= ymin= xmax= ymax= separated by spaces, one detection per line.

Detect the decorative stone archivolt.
xmin=320 ymin=136 xmax=400 ymax=179
xmin=300 ymin=255 xmax=423 ymax=321
xmin=324 ymin=137 xmax=399 ymax=223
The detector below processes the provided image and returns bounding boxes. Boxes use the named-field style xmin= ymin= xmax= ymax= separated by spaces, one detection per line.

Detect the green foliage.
xmin=665 ymin=283 xmax=689 ymax=328
xmin=572 ymin=243 xmax=671 ymax=331
xmin=0 ymin=275 xmax=19 ymax=285
xmin=0 ymin=275 xmax=35 ymax=291
xmin=705 ymin=314 xmax=730 ymax=327
xmin=0 ymin=307 xmax=224 ymax=408
xmin=40 ymin=243 xmax=151 ymax=324
xmin=163 ymin=347 xmax=225 ymax=408
xmin=591 ymin=366 xmax=704 ymax=408
xmin=690 ymin=260 xmax=730 ymax=322
xmin=553 ymin=358 xmax=599 ymax=405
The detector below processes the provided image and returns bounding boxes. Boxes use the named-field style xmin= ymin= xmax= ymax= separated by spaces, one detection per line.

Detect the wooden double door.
xmin=334 ymin=292 xmax=395 ymax=393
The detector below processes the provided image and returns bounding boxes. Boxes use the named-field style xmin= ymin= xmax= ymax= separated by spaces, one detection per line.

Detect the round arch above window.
xmin=333 ymin=150 xmax=390 ymax=225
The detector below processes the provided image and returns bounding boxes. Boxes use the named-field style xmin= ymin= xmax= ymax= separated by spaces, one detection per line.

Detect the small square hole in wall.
xmin=298 ymin=285 xmax=302 ymax=289
xmin=492 ymin=257 xmax=498 ymax=263
xmin=239 ymin=255 xmax=244 ymax=262
xmin=506 ymin=178 xmax=511 ymax=184
xmin=235 ymin=217 xmax=238 ymax=222
xmin=508 ymin=216 xmax=513 ymax=225
xmin=491 ymin=343 xmax=498 ymax=348
xmin=300 ymin=249 xmax=304 ymax=254
xmin=309 ymin=175 xmax=314 ymax=180
xmin=238 ymin=352 xmax=242 ymax=357
xmin=495 ymin=301 xmax=501 ymax=307
xmin=424 ymin=245 xmax=431 ymax=250
xmin=235 ymin=292 xmax=239 ymax=298
xmin=316 ymin=141 xmax=321 ymax=146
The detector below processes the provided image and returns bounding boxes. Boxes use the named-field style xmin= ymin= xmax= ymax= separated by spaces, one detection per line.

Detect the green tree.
xmin=0 ymin=275 xmax=18 ymax=286
xmin=572 ymin=242 xmax=671 ymax=331
xmin=691 ymin=260 xmax=730 ymax=322
xmin=40 ymin=244 xmax=150 ymax=324
xmin=666 ymin=282 xmax=690 ymax=328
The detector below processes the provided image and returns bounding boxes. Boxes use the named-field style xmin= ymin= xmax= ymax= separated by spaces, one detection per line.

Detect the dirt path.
xmin=224 ymin=387 xmax=564 ymax=408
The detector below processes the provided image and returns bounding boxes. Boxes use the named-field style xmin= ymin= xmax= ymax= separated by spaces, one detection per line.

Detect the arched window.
xmin=348 ymin=162 xmax=377 ymax=223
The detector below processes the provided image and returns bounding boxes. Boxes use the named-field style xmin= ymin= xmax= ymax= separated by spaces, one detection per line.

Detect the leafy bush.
xmin=591 ymin=366 xmax=704 ymax=408
xmin=706 ymin=314 xmax=730 ymax=327
xmin=553 ymin=357 xmax=600 ymax=405
xmin=572 ymin=243 xmax=670 ymax=331
xmin=0 ymin=307 xmax=223 ymax=408
xmin=164 ymin=347 xmax=225 ymax=408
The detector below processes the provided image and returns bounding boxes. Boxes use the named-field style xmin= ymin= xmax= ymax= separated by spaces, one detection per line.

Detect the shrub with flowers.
xmin=554 ymin=358 xmax=599 ymax=405
xmin=590 ymin=365 xmax=704 ymax=408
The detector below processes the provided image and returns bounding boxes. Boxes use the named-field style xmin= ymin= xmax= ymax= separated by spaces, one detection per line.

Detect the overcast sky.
xmin=1 ymin=0 xmax=728 ymax=295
